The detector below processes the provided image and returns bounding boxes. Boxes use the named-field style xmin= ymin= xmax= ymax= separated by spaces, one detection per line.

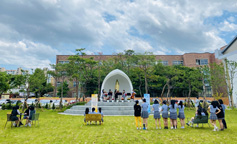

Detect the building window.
xmin=196 ymin=59 xmax=208 ymax=65
xmin=58 ymin=61 xmax=69 ymax=64
xmin=172 ymin=61 xmax=183 ymax=65
xmin=157 ymin=61 xmax=168 ymax=66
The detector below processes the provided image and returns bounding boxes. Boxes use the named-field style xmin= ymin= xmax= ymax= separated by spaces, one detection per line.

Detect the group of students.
xmin=10 ymin=104 xmax=36 ymax=127
xmin=134 ymin=98 xmax=227 ymax=131
xmin=84 ymin=107 xmax=104 ymax=124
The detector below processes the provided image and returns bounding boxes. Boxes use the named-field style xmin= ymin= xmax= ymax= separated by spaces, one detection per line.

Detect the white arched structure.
xmin=101 ymin=69 xmax=133 ymax=100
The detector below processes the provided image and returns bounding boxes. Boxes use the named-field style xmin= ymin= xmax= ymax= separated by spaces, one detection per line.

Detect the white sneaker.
xmin=159 ymin=127 xmax=162 ymax=129
xmin=156 ymin=127 xmax=158 ymax=129
xmin=171 ymin=127 xmax=173 ymax=129
xmin=25 ymin=124 xmax=28 ymax=127
xmin=28 ymin=123 xmax=31 ymax=127
xmin=213 ymin=128 xmax=216 ymax=131
xmin=140 ymin=127 xmax=142 ymax=130
xmin=137 ymin=127 xmax=139 ymax=130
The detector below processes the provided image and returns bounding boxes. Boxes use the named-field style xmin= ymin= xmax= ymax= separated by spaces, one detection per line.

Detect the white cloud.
xmin=0 ymin=40 xmax=60 ymax=69
xmin=220 ymin=21 xmax=237 ymax=32
xmin=0 ymin=0 xmax=237 ymax=70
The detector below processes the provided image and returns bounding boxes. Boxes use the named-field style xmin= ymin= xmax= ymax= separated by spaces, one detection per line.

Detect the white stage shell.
xmin=101 ymin=69 xmax=133 ymax=100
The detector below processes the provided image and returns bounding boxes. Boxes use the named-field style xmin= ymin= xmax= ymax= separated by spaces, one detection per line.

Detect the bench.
xmin=187 ymin=115 xmax=210 ymax=127
xmin=85 ymin=114 xmax=102 ymax=124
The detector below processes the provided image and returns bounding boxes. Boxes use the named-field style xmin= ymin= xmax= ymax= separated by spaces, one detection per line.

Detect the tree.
xmin=153 ymin=64 xmax=180 ymax=101
xmin=41 ymin=83 xmax=54 ymax=96
xmin=208 ymin=63 xmax=227 ymax=99
xmin=9 ymin=74 xmax=25 ymax=89
xmin=136 ymin=52 xmax=156 ymax=94
xmin=225 ymin=60 xmax=237 ymax=108
xmin=67 ymin=48 xmax=86 ymax=102
xmin=29 ymin=68 xmax=46 ymax=98
xmin=177 ymin=66 xmax=203 ymax=107
xmin=57 ymin=81 xmax=69 ymax=97
xmin=49 ymin=63 xmax=69 ymax=109
xmin=0 ymin=72 xmax=10 ymax=96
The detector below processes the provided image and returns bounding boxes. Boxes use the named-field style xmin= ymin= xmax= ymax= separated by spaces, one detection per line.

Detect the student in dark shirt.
xmin=23 ymin=105 xmax=30 ymax=126
xmin=10 ymin=106 xmax=22 ymax=127
xmin=216 ymin=101 xmax=225 ymax=131
xmin=108 ymin=89 xmax=113 ymax=101
xmin=134 ymin=100 xmax=142 ymax=130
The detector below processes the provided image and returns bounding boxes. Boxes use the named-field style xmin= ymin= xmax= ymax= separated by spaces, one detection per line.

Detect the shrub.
xmin=16 ymin=101 xmax=21 ymax=106
xmin=38 ymin=103 xmax=41 ymax=108
xmin=1 ymin=103 xmax=6 ymax=110
xmin=6 ymin=103 xmax=13 ymax=109
xmin=45 ymin=103 xmax=48 ymax=109
xmin=52 ymin=103 xmax=55 ymax=110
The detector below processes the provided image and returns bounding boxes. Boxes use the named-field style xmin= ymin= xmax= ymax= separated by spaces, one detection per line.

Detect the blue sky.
xmin=0 ymin=0 xmax=237 ymax=71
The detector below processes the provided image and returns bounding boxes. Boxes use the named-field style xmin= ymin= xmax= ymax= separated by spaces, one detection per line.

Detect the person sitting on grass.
xmin=84 ymin=108 xmax=89 ymax=124
xmin=98 ymin=107 xmax=104 ymax=124
xmin=186 ymin=105 xmax=208 ymax=127
xmin=10 ymin=106 xmax=23 ymax=127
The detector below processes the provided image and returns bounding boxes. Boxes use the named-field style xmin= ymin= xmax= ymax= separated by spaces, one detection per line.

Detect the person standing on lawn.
xmin=141 ymin=99 xmax=149 ymax=130
xmin=178 ymin=101 xmax=185 ymax=129
xmin=216 ymin=101 xmax=225 ymax=131
xmin=208 ymin=101 xmax=221 ymax=131
xmin=152 ymin=99 xmax=161 ymax=129
xmin=161 ymin=100 xmax=169 ymax=129
xmin=218 ymin=99 xmax=227 ymax=129
xmin=134 ymin=100 xmax=142 ymax=130
xmin=169 ymin=100 xmax=178 ymax=129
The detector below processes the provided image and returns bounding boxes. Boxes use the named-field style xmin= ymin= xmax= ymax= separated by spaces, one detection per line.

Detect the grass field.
xmin=0 ymin=109 xmax=236 ymax=144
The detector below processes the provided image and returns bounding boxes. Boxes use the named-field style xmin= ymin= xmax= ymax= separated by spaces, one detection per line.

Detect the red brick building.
xmin=56 ymin=52 xmax=221 ymax=67
xmin=56 ymin=52 xmax=223 ymax=97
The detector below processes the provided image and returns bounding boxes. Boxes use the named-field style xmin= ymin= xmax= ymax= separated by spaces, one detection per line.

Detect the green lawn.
xmin=0 ymin=109 xmax=236 ymax=144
